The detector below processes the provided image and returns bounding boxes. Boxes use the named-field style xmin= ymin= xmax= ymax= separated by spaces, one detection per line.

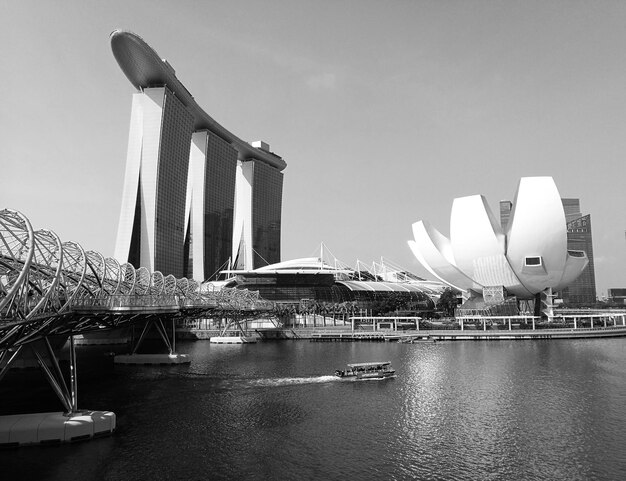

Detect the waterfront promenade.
xmin=181 ymin=323 xmax=626 ymax=342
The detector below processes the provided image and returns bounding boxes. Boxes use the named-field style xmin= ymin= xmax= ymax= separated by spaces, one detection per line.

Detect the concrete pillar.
xmin=532 ymin=317 xmax=535 ymax=330
xmin=460 ymin=318 xmax=464 ymax=331
xmin=591 ymin=318 xmax=594 ymax=329
xmin=508 ymin=318 xmax=511 ymax=331
xmin=483 ymin=319 xmax=486 ymax=331
xmin=574 ymin=317 xmax=577 ymax=329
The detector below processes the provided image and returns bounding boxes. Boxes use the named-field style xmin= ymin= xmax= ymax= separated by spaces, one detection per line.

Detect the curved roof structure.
xmin=222 ymin=257 xmax=442 ymax=299
xmin=110 ymin=29 xmax=286 ymax=171
xmin=408 ymin=177 xmax=589 ymax=299
xmin=336 ymin=280 xmax=434 ymax=294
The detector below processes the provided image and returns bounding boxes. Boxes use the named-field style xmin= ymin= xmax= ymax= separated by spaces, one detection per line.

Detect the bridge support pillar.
xmin=115 ymin=318 xmax=190 ymax=365
xmin=0 ymin=336 xmax=116 ymax=447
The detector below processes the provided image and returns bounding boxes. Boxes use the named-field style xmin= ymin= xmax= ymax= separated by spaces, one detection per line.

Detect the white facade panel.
xmin=506 ymin=177 xmax=568 ymax=294
xmin=408 ymin=177 xmax=588 ymax=300
xmin=112 ymin=88 xmax=165 ymax=272
xmin=188 ymin=131 xmax=208 ymax=281
xmin=409 ymin=221 xmax=480 ymax=293
xmin=114 ymin=94 xmax=144 ymax=263
xmin=554 ymin=253 xmax=589 ymax=292
xmin=137 ymin=88 xmax=166 ymax=272
xmin=232 ymin=161 xmax=253 ymax=270
xmin=450 ymin=195 xmax=530 ymax=296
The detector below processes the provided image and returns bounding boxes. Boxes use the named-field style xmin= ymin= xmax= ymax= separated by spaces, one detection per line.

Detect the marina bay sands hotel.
xmin=111 ymin=30 xmax=286 ymax=281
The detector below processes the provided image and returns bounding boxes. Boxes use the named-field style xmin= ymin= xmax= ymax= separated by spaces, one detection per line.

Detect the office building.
xmin=560 ymin=199 xmax=597 ymax=305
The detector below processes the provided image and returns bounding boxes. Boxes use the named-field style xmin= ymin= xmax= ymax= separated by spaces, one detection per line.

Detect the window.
xmin=525 ymin=256 xmax=542 ymax=266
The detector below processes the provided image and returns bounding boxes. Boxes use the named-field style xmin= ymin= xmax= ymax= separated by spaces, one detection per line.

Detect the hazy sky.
xmin=1 ymin=0 xmax=625 ymax=295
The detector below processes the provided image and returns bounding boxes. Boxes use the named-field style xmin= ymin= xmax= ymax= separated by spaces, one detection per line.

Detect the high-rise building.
xmin=186 ymin=131 xmax=238 ymax=280
xmin=499 ymin=200 xmax=512 ymax=230
xmin=110 ymin=30 xmax=286 ymax=280
xmin=560 ymin=199 xmax=597 ymax=305
xmin=114 ymin=87 xmax=194 ymax=277
xmin=232 ymin=147 xmax=283 ymax=269
xmin=499 ymin=196 xmax=597 ymax=305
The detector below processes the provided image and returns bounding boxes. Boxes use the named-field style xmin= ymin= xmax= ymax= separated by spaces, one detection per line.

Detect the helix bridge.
xmin=0 ymin=209 xmax=274 ymax=435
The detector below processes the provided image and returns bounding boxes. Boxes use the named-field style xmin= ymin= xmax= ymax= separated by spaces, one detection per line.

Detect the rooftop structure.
xmin=209 ymin=256 xmax=441 ymax=317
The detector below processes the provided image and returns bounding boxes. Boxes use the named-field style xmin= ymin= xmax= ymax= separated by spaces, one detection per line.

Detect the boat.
xmin=397 ymin=335 xmax=436 ymax=344
xmin=334 ymin=361 xmax=395 ymax=380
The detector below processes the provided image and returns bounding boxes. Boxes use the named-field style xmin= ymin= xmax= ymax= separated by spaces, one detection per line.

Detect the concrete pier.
xmin=0 ymin=411 xmax=116 ymax=447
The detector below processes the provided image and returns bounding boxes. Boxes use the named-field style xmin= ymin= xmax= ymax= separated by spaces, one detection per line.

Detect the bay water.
xmin=2 ymin=338 xmax=625 ymax=480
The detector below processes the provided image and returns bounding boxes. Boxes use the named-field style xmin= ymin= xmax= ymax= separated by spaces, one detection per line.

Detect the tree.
xmin=436 ymin=288 xmax=460 ymax=317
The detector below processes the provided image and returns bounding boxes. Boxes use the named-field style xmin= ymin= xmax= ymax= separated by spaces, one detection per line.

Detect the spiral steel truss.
xmin=0 ymin=209 xmax=274 ymax=351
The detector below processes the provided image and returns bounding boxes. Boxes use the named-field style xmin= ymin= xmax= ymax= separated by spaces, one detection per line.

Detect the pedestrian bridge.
xmin=0 ymin=209 xmax=273 ymax=352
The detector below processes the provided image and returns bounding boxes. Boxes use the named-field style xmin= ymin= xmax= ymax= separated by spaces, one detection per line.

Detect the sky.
xmin=1 ymin=0 xmax=625 ymax=296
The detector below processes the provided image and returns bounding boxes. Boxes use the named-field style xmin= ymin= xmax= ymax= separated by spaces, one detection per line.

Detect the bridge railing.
xmin=70 ymin=294 xmax=180 ymax=310
xmin=1 ymin=209 xmax=278 ymax=349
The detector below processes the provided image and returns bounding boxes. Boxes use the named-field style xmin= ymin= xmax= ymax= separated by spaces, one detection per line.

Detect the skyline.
xmin=2 ymin=1 xmax=625 ymax=295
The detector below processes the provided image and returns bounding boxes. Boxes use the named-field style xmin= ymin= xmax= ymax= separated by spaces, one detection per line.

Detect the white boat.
xmin=334 ymin=361 xmax=395 ymax=380
xmin=209 ymin=336 xmax=257 ymax=344
xmin=398 ymin=336 xmax=436 ymax=344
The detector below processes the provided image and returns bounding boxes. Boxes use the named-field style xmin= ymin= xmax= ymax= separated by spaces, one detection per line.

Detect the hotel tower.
xmin=110 ymin=30 xmax=286 ymax=280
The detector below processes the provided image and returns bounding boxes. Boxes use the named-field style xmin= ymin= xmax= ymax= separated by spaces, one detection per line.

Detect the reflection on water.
xmin=1 ymin=339 xmax=625 ymax=480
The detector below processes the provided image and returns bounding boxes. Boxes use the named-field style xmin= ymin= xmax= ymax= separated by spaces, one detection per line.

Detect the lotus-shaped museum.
xmin=408 ymin=177 xmax=588 ymax=300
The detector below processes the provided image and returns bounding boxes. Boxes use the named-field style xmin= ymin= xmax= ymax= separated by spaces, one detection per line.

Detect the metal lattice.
xmin=0 ymin=209 xmax=274 ymax=351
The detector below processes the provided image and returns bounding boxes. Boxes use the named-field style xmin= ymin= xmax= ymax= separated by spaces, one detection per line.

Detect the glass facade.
xmin=128 ymin=181 xmax=142 ymax=268
xmin=202 ymin=133 xmax=237 ymax=279
xmin=561 ymin=199 xmax=597 ymax=305
xmin=499 ymin=200 xmax=512 ymax=230
xmin=562 ymin=214 xmax=597 ymax=305
xmin=154 ymin=88 xmax=194 ymax=277
xmin=251 ymin=161 xmax=283 ymax=268
xmin=561 ymin=198 xmax=581 ymax=222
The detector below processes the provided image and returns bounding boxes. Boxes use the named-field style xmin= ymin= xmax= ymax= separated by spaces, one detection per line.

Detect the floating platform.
xmin=113 ymin=353 xmax=190 ymax=365
xmin=0 ymin=411 xmax=116 ymax=448
xmin=209 ymin=336 xmax=257 ymax=344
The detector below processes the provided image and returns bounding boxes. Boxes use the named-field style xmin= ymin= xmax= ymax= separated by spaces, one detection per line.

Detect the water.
xmin=2 ymin=339 xmax=626 ymax=480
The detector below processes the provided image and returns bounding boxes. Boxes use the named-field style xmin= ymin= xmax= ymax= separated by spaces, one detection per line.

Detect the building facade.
xmin=215 ymin=258 xmax=436 ymax=315
xmin=186 ymin=131 xmax=238 ymax=280
xmin=114 ymin=87 xmax=194 ymax=277
xmin=498 ymin=196 xmax=597 ymax=306
xmin=560 ymin=199 xmax=597 ymax=305
xmin=232 ymin=153 xmax=283 ymax=270
xmin=409 ymin=177 xmax=590 ymax=320
xmin=110 ymin=30 xmax=286 ymax=280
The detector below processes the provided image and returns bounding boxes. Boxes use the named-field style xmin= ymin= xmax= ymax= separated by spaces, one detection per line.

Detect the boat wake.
xmin=248 ymin=375 xmax=340 ymax=387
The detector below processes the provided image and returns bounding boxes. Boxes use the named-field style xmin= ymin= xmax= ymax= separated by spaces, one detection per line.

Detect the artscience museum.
xmin=408 ymin=177 xmax=589 ymax=318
